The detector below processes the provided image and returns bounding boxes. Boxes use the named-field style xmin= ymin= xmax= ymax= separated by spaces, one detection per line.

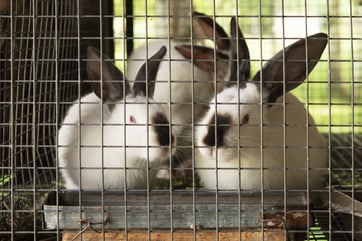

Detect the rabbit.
xmin=58 ymin=46 xmax=176 ymax=190
xmin=126 ymin=12 xmax=231 ymax=166
xmin=195 ymin=17 xmax=328 ymax=190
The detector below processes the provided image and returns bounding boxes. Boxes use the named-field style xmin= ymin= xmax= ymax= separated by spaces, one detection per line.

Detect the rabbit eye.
xmin=129 ymin=115 xmax=137 ymax=124
xmin=242 ymin=114 xmax=249 ymax=125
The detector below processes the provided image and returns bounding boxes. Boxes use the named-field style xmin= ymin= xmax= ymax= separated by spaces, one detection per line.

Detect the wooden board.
xmin=62 ymin=229 xmax=289 ymax=241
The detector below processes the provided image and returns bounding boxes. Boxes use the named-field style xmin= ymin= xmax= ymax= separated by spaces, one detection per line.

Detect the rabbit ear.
xmin=87 ymin=46 xmax=130 ymax=102
xmin=193 ymin=11 xmax=230 ymax=51
xmin=175 ymin=45 xmax=229 ymax=72
xmin=133 ymin=46 xmax=167 ymax=98
xmin=227 ymin=17 xmax=250 ymax=87
xmin=252 ymin=32 xmax=328 ymax=105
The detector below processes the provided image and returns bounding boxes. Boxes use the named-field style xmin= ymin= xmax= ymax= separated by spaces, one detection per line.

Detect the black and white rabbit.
xmin=58 ymin=46 xmax=176 ymax=190
xmin=195 ymin=17 xmax=328 ymax=190
xmin=126 ymin=12 xmax=230 ymax=165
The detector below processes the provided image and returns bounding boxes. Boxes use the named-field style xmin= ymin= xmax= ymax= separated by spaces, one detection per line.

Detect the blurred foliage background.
xmin=113 ymin=0 xmax=362 ymax=133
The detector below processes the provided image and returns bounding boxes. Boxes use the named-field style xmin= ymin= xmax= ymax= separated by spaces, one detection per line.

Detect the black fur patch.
xmin=203 ymin=114 xmax=231 ymax=147
xmin=152 ymin=113 xmax=174 ymax=146
xmin=107 ymin=103 xmax=116 ymax=112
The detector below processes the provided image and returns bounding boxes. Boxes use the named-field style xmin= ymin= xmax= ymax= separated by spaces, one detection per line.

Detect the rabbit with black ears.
xmin=58 ymin=46 xmax=176 ymax=190
xmin=195 ymin=17 xmax=328 ymax=190
xmin=127 ymin=12 xmax=230 ymax=166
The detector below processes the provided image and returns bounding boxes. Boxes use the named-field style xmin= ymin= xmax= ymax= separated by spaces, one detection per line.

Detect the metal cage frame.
xmin=0 ymin=0 xmax=361 ymax=240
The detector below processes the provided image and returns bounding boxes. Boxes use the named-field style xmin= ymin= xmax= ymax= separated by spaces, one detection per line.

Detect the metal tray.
xmin=43 ymin=190 xmax=311 ymax=230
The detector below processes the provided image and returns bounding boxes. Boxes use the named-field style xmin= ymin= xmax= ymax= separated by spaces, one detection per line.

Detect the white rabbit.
xmin=58 ymin=46 xmax=176 ymax=190
xmin=195 ymin=17 xmax=328 ymax=190
xmin=126 ymin=12 xmax=230 ymax=164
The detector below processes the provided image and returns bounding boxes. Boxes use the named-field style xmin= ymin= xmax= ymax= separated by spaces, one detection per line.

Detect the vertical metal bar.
xmin=211 ymin=4 xmax=219 ymax=241
xmin=98 ymin=0 xmax=106 ymax=240
xmin=76 ymin=0 xmax=82 ymax=237
xmin=326 ymin=0 xmax=333 ymax=239
xmin=54 ymin=0 xmax=60 ymax=239
xmin=233 ymin=3 xmax=243 ymax=240
xmin=121 ymin=0 xmax=129 ymax=240
xmin=165 ymin=1 xmax=173 ymax=240
xmin=281 ymin=1 xmax=287 ymax=240
xmin=21 ymin=0 xmax=32 ymax=186
xmin=190 ymin=3 xmax=196 ymax=241
xmin=9 ymin=0 xmax=14 ymax=239
xmin=141 ymin=1 xmax=151 ymax=240
xmin=327 ymin=1 xmax=333 ymax=237
xmin=303 ymin=1 xmax=311 ymax=239
xmin=31 ymin=0 xmax=37 ymax=239
xmin=257 ymin=0 xmax=264 ymax=240
xmin=348 ymin=1 xmax=355 ymax=240
xmin=16 ymin=0 xmax=22 ymax=185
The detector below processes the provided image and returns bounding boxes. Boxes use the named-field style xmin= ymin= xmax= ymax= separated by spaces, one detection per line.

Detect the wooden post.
xmin=155 ymin=0 xmax=192 ymax=41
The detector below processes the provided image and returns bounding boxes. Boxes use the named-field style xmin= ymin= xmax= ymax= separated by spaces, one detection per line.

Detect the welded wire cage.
xmin=1 ymin=0 xmax=362 ymax=240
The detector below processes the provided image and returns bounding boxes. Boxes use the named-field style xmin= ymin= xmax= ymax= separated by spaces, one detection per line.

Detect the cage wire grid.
xmin=0 ymin=0 xmax=362 ymax=241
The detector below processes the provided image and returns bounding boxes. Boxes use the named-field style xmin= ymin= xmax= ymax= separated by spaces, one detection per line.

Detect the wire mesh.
xmin=0 ymin=0 xmax=361 ymax=240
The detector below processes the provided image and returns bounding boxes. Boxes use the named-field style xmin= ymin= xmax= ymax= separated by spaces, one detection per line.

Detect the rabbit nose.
xmin=152 ymin=112 xmax=175 ymax=147
xmin=202 ymin=114 xmax=231 ymax=147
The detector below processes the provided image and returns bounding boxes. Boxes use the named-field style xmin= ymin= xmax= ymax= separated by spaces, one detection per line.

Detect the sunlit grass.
xmin=0 ymin=175 xmax=12 ymax=187
xmin=308 ymin=104 xmax=362 ymax=133
xmin=307 ymin=226 xmax=328 ymax=241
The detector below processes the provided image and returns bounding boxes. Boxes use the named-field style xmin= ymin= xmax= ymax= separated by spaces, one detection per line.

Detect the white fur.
xmin=127 ymin=41 xmax=226 ymax=136
xmin=58 ymin=93 xmax=175 ymax=190
xmin=195 ymin=84 xmax=327 ymax=190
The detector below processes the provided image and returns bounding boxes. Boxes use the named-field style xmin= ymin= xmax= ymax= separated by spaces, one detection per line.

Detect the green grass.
xmin=0 ymin=175 xmax=12 ymax=187
xmin=307 ymin=226 xmax=328 ymax=241
xmin=308 ymin=104 xmax=362 ymax=134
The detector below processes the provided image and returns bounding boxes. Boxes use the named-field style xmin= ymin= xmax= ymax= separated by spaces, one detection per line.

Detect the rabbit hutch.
xmin=1 ymin=0 xmax=362 ymax=240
